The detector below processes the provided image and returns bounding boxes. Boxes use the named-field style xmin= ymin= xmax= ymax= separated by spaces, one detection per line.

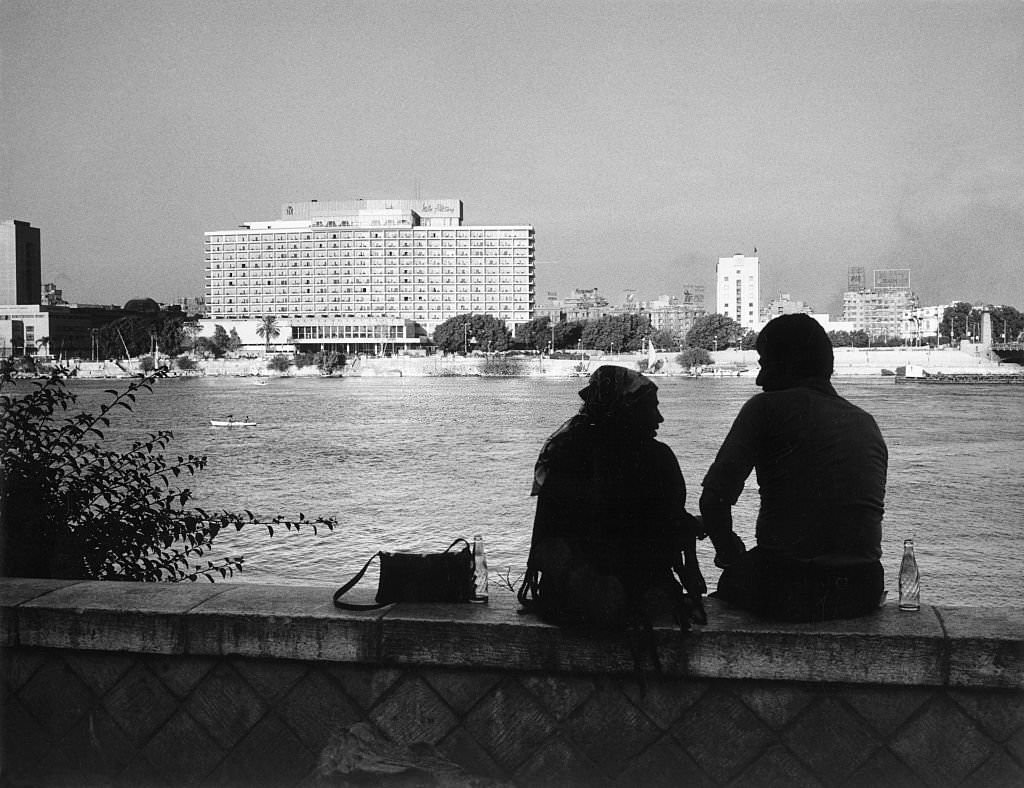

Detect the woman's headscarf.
xmin=532 ymin=365 xmax=658 ymax=494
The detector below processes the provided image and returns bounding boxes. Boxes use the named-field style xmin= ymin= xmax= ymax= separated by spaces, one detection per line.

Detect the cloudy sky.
xmin=2 ymin=0 xmax=1022 ymax=314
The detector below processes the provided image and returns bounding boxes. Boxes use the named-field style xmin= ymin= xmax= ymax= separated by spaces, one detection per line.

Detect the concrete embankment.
xmin=349 ymin=346 xmax=1018 ymax=379
xmin=63 ymin=345 xmax=1019 ymax=380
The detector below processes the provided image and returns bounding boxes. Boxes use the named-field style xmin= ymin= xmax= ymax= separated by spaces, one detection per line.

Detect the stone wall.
xmin=1 ymin=578 xmax=1021 ymax=787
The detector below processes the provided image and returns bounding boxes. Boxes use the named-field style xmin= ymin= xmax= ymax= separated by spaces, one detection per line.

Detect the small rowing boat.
xmin=210 ymin=419 xmax=258 ymax=427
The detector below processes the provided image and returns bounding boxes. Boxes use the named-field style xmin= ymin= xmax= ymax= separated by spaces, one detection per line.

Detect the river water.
xmin=49 ymin=374 xmax=1024 ymax=606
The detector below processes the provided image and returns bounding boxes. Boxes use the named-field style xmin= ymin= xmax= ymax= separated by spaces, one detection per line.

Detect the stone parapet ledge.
xmin=1 ymin=577 xmax=1021 ymax=690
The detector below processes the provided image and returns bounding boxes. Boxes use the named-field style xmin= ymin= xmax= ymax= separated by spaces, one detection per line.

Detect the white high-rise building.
xmin=204 ymin=199 xmax=535 ymax=338
xmin=716 ymin=254 xmax=760 ymax=330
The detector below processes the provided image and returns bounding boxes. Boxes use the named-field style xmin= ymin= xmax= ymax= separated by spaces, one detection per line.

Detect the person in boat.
xmin=700 ymin=314 xmax=888 ymax=621
xmin=518 ymin=365 xmax=705 ymax=629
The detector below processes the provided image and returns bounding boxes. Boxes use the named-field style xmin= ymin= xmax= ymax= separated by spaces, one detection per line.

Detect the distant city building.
xmin=716 ymin=254 xmax=760 ymax=330
xmin=842 ymin=268 xmax=919 ymax=338
xmin=171 ymin=295 xmax=207 ymax=317
xmin=203 ymin=199 xmax=535 ymax=350
xmin=761 ymin=292 xmax=813 ymax=323
xmin=646 ymin=286 xmax=706 ymax=338
xmin=1 ymin=219 xmax=43 ymax=355
xmin=1 ymin=220 xmax=133 ymax=358
xmin=42 ymin=282 xmax=67 ymax=306
xmin=901 ymin=304 xmax=947 ymax=345
xmin=1 ymin=220 xmax=41 ymax=305
xmin=535 ymin=287 xmax=612 ymax=323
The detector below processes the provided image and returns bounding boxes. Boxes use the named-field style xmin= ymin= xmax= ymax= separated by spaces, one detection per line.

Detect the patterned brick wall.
xmin=2 ymin=579 xmax=1021 ymax=786
xmin=3 ymin=645 xmax=1022 ymax=787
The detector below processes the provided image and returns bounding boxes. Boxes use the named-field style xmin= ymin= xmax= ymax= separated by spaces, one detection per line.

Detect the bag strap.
xmin=332 ymin=539 xmax=470 ymax=611
xmin=333 ymin=552 xmax=387 ymax=611
xmin=446 ymin=537 xmax=470 ymax=554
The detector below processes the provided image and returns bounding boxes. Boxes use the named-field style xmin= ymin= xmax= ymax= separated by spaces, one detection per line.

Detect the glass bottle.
xmin=472 ymin=534 xmax=489 ymax=603
xmin=898 ymin=538 xmax=920 ymax=611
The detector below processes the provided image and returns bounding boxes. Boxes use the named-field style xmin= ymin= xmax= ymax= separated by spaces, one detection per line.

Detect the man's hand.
xmin=699 ymin=488 xmax=747 ymax=568
xmin=712 ymin=530 xmax=747 ymax=568
xmin=684 ymin=511 xmax=707 ymax=540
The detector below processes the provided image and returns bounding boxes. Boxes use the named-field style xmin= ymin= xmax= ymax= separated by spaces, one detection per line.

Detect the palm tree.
xmin=255 ymin=315 xmax=280 ymax=355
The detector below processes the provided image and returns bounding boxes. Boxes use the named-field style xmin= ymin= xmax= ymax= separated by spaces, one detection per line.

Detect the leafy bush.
xmin=267 ymin=354 xmax=293 ymax=373
xmin=315 ymin=351 xmax=347 ymax=375
xmin=0 ymin=368 xmax=334 ymax=581
xmin=176 ymin=355 xmax=197 ymax=371
xmin=676 ymin=347 xmax=713 ymax=369
xmin=478 ymin=355 xmax=527 ymax=376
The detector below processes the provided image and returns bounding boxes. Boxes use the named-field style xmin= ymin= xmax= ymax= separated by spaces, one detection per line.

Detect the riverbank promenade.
xmin=66 ymin=344 xmax=1020 ymax=380
xmin=2 ymin=577 xmax=1021 ymax=786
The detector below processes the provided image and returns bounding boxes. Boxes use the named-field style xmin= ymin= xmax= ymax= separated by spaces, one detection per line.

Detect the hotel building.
xmin=716 ymin=254 xmax=760 ymax=330
xmin=204 ymin=199 xmax=535 ymax=353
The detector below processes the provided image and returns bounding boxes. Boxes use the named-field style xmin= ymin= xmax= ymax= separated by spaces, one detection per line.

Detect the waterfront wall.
xmin=65 ymin=345 xmax=1018 ymax=380
xmin=1 ymin=578 xmax=1021 ymax=787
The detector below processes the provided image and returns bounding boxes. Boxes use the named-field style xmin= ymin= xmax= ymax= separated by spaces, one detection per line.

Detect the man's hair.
xmin=756 ymin=314 xmax=834 ymax=379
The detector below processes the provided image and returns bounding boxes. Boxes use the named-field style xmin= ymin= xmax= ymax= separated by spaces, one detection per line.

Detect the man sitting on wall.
xmin=699 ymin=314 xmax=888 ymax=621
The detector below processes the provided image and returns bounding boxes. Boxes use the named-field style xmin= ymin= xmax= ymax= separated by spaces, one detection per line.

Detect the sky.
xmin=2 ymin=0 xmax=1022 ymax=315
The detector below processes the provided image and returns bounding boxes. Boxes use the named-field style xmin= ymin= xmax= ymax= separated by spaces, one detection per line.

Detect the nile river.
xmin=54 ymin=374 xmax=1024 ymax=606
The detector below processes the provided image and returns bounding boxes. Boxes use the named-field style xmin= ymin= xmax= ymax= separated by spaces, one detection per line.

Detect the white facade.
xmin=204 ymin=199 xmax=535 ymax=334
xmin=716 ymin=254 xmax=760 ymax=330
xmin=0 ymin=304 xmax=47 ymax=357
xmin=842 ymin=288 xmax=920 ymax=339
xmin=900 ymin=304 xmax=947 ymax=345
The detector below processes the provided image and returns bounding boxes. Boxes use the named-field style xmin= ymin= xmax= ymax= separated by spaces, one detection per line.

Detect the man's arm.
xmin=700 ymin=396 xmax=762 ymax=568
xmin=699 ymin=488 xmax=746 ymax=568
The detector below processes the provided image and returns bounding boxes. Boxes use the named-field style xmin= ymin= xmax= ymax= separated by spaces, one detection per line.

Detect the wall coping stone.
xmin=1 ymin=578 xmax=1021 ymax=689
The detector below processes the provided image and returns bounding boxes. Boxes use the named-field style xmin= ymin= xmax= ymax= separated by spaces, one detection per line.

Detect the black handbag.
xmin=333 ymin=538 xmax=475 ymax=610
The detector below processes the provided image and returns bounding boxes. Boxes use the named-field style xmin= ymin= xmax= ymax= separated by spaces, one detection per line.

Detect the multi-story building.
xmin=901 ymin=304 xmax=946 ymax=345
xmin=1 ymin=219 xmax=140 ymax=358
xmin=716 ymin=254 xmax=760 ymax=330
xmin=203 ymin=199 xmax=535 ymax=352
xmin=1 ymin=219 xmax=43 ymax=356
xmin=42 ymin=282 xmax=67 ymax=306
xmin=1 ymin=220 xmax=41 ymax=306
xmin=171 ymin=295 xmax=207 ymax=317
xmin=761 ymin=292 xmax=813 ymax=323
xmin=533 ymin=287 xmax=651 ymax=325
xmin=646 ymin=286 xmax=706 ymax=339
xmin=842 ymin=269 xmax=919 ymax=339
